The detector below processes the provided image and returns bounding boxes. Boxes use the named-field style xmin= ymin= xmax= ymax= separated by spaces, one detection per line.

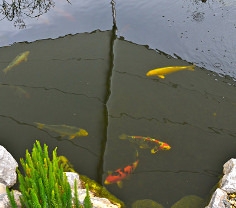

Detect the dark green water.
xmin=1 ymin=30 xmax=236 ymax=207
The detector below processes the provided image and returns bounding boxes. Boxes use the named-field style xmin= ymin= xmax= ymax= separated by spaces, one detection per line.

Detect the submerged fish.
xmin=3 ymin=51 xmax=30 ymax=74
xmin=34 ymin=122 xmax=88 ymax=139
xmin=104 ymin=150 xmax=139 ymax=188
xmin=119 ymin=134 xmax=171 ymax=154
xmin=146 ymin=65 xmax=195 ymax=79
xmin=10 ymin=86 xmax=30 ymax=98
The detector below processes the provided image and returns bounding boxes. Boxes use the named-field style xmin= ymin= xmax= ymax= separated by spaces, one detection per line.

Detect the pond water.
xmin=1 ymin=1 xmax=236 ymax=208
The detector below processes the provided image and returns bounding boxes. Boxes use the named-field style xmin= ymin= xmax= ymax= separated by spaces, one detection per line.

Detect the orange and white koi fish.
xmin=104 ymin=150 xmax=139 ymax=188
xmin=146 ymin=65 xmax=195 ymax=79
xmin=3 ymin=51 xmax=30 ymax=74
xmin=34 ymin=122 xmax=88 ymax=139
xmin=120 ymin=134 xmax=171 ymax=154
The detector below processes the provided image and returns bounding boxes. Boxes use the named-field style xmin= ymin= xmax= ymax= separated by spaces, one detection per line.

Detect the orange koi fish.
xmin=120 ymin=134 xmax=171 ymax=154
xmin=104 ymin=150 xmax=139 ymax=188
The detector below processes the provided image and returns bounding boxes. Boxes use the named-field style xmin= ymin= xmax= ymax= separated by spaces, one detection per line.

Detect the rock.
xmin=132 ymin=199 xmax=164 ymax=208
xmin=0 ymin=190 xmax=22 ymax=208
xmin=205 ymin=188 xmax=228 ymax=208
xmin=65 ymin=171 xmax=82 ymax=189
xmin=206 ymin=158 xmax=236 ymax=208
xmin=0 ymin=146 xmax=18 ymax=187
xmin=172 ymin=195 xmax=205 ymax=208
xmin=220 ymin=158 xmax=236 ymax=193
xmin=65 ymin=172 xmax=120 ymax=208
xmin=0 ymin=183 xmax=6 ymax=194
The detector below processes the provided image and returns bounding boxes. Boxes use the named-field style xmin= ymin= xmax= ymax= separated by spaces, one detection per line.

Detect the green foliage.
xmin=73 ymin=180 xmax=83 ymax=208
xmin=6 ymin=187 xmax=17 ymax=208
xmin=83 ymin=184 xmax=93 ymax=208
xmin=17 ymin=140 xmax=72 ymax=207
xmin=7 ymin=140 xmax=93 ymax=208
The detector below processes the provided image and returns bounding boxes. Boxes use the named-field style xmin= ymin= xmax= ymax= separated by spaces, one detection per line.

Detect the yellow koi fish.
xmin=34 ymin=122 xmax=88 ymax=139
xmin=146 ymin=65 xmax=195 ymax=79
xmin=3 ymin=51 xmax=30 ymax=74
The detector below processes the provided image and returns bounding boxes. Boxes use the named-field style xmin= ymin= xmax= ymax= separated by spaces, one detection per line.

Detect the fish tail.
xmin=135 ymin=149 xmax=139 ymax=159
xmin=187 ymin=65 xmax=195 ymax=71
xmin=35 ymin=122 xmax=45 ymax=129
xmin=3 ymin=66 xmax=10 ymax=74
xmin=119 ymin=134 xmax=128 ymax=140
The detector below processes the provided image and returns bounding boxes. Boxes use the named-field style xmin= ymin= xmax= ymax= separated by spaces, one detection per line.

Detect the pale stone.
xmin=65 ymin=172 xmax=82 ymax=189
xmin=206 ymin=158 xmax=236 ymax=208
xmin=90 ymin=197 xmax=119 ymax=208
xmin=205 ymin=188 xmax=228 ymax=208
xmin=220 ymin=158 xmax=236 ymax=193
xmin=0 ymin=190 xmax=22 ymax=208
xmin=66 ymin=172 xmax=119 ymax=208
xmin=77 ymin=189 xmax=118 ymax=208
xmin=0 ymin=146 xmax=18 ymax=187
xmin=0 ymin=183 xmax=6 ymax=194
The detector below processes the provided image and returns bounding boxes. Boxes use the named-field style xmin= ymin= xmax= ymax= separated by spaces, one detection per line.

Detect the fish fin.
xmin=187 ymin=65 xmax=195 ymax=71
xmin=117 ymin=181 xmax=123 ymax=188
xmin=158 ymin=75 xmax=165 ymax=79
xmin=135 ymin=149 xmax=139 ymax=158
xmin=3 ymin=67 xmax=10 ymax=74
xmin=151 ymin=148 xmax=158 ymax=154
xmin=119 ymin=134 xmax=128 ymax=140
xmin=35 ymin=122 xmax=45 ymax=129
xmin=69 ymin=135 xmax=76 ymax=140
xmin=78 ymin=129 xmax=88 ymax=136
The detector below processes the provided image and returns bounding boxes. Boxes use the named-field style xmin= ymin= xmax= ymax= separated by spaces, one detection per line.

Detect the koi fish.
xmin=146 ymin=65 xmax=195 ymax=79
xmin=3 ymin=51 xmax=30 ymax=74
xmin=119 ymin=134 xmax=171 ymax=154
xmin=10 ymin=86 xmax=30 ymax=98
xmin=34 ymin=122 xmax=88 ymax=139
xmin=104 ymin=150 xmax=139 ymax=188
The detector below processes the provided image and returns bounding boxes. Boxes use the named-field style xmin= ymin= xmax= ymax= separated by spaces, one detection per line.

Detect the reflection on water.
xmin=0 ymin=0 xmax=56 ymax=28
xmin=1 ymin=29 xmax=236 ymax=207
xmin=115 ymin=0 xmax=236 ymax=79
xmin=1 ymin=0 xmax=236 ymax=80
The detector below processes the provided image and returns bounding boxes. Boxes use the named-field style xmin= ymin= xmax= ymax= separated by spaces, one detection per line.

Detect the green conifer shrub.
xmin=7 ymin=140 xmax=92 ymax=208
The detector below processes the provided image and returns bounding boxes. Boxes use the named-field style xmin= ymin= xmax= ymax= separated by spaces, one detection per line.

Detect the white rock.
xmin=77 ymin=189 xmax=118 ymax=208
xmin=0 ymin=183 xmax=6 ymax=194
xmin=0 ymin=190 xmax=22 ymax=208
xmin=65 ymin=172 xmax=82 ymax=189
xmin=90 ymin=197 xmax=119 ymax=208
xmin=220 ymin=158 xmax=236 ymax=193
xmin=205 ymin=188 xmax=228 ymax=208
xmin=66 ymin=172 xmax=119 ymax=208
xmin=0 ymin=146 xmax=18 ymax=187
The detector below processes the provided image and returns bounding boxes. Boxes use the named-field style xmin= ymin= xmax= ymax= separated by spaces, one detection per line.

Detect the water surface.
xmin=1 ymin=1 xmax=236 ymax=207
xmin=1 ymin=30 xmax=236 ymax=207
